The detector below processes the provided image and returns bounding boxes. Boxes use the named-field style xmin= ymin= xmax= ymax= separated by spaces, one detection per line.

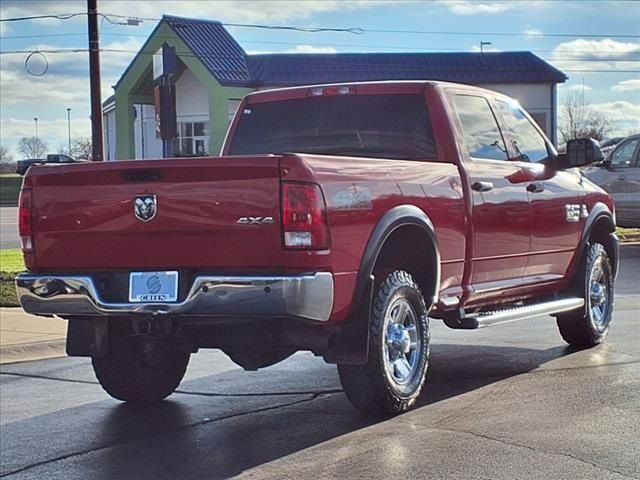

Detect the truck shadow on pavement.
xmin=84 ymin=342 xmax=575 ymax=479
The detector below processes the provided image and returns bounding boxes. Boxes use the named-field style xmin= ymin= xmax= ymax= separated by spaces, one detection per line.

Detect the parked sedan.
xmin=583 ymin=133 xmax=640 ymax=227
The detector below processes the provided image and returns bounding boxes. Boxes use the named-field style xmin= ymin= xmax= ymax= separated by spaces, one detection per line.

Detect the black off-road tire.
xmin=338 ymin=270 xmax=430 ymax=415
xmin=92 ymin=326 xmax=190 ymax=403
xmin=556 ymin=242 xmax=614 ymax=348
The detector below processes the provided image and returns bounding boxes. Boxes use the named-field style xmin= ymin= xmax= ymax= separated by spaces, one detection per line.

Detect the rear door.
xmin=450 ymin=93 xmax=530 ymax=296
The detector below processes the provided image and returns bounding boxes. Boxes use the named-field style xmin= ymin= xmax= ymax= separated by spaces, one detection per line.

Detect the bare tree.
xmin=559 ymin=90 xmax=611 ymax=143
xmin=0 ymin=145 xmax=15 ymax=173
xmin=17 ymin=137 xmax=47 ymax=159
xmin=70 ymin=137 xmax=92 ymax=160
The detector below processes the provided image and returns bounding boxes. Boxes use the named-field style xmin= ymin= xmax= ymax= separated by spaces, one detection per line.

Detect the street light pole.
xmin=67 ymin=108 xmax=72 ymax=154
xmin=87 ymin=0 xmax=104 ymax=161
xmin=34 ymin=117 xmax=38 ymax=139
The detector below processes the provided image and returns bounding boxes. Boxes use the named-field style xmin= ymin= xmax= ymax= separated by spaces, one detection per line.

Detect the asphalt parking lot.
xmin=1 ymin=245 xmax=639 ymax=480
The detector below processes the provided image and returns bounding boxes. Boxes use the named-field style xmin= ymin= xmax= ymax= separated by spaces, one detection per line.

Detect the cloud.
xmin=589 ymin=100 xmax=640 ymax=135
xmin=0 ymin=0 xmax=392 ymax=23
xmin=287 ymin=45 xmax=337 ymax=54
xmin=1 ymin=117 xmax=92 ymax=156
xmin=612 ymin=79 xmax=640 ymax=92
xmin=523 ymin=27 xmax=543 ymax=39
xmin=435 ymin=1 xmax=513 ymax=15
xmin=550 ymin=38 xmax=640 ymax=72
xmin=0 ymin=36 xmax=143 ymax=154
xmin=567 ymin=84 xmax=593 ymax=91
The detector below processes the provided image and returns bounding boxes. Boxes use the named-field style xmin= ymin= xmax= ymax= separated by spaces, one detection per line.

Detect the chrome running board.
xmin=452 ymin=297 xmax=584 ymax=329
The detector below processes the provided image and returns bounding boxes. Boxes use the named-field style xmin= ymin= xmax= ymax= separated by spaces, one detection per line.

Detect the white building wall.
xmin=175 ymin=69 xmax=209 ymax=123
xmin=134 ymin=105 xmax=163 ymax=160
xmin=480 ymin=83 xmax=554 ymax=139
xmin=104 ymin=109 xmax=117 ymax=161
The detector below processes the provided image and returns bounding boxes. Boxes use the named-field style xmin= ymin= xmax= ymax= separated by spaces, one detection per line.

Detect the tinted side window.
xmin=496 ymin=100 xmax=549 ymax=163
xmin=453 ymin=95 xmax=508 ymax=161
xmin=610 ymin=138 xmax=639 ymax=168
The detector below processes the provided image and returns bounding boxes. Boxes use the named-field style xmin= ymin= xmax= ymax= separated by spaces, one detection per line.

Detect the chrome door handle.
xmin=471 ymin=181 xmax=494 ymax=192
xmin=526 ymin=182 xmax=545 ymax=193
xmin=617 ymin=174 xmax=627 ymax=181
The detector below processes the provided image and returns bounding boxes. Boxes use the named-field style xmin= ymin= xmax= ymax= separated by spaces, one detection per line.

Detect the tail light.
xmin=18 ymin=187 xmax=33 ymax=253
xmin=282 ymin=182 xmax=329 ymax=250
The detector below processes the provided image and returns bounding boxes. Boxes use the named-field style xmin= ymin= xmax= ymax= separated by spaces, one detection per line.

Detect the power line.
xmin=0 ymin=13 xmax=84 ymax=22
xmin=1 ymin=12 xmax=639 ymax=39
xmin=1 ymin=34 xmax=639 ymax=58
xmin=361 ymin=27 xmax=640 ymax=39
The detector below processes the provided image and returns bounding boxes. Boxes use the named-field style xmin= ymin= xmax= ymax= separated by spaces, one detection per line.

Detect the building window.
xmin=529 ymin=112 xmax=548 ymax=134
xmin=175 ymin=121 xmax=209 ymax=156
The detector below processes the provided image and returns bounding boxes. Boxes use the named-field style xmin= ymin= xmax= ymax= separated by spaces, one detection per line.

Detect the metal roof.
xmin=114 ymin=15 xmax=567 ymax=90
xmin=164 ymin=16 xmax=252 ymax=84
xmin=247 ymin=51 xmax=567 ymax=85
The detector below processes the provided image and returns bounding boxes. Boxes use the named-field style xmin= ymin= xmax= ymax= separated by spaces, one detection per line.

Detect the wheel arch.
xmin=324 ymin=205 xmax=440 ymax=366
xmin=568 ymin=202 xmax=619 ymax=284
xmin=353 ymin=205 xmax=441 ymax=311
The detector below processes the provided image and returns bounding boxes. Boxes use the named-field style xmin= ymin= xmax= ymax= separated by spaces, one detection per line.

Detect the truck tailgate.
xmin=28 ymin=156 xmax=284 ymax=271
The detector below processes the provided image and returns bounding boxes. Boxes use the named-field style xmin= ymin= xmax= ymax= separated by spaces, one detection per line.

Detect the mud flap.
xmin=322 ymin=275 xmax=373 ymax=365
xmin=66 ymin=317 xmax=108 ymax=357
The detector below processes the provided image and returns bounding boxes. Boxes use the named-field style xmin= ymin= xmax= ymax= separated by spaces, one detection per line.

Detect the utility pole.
xmin=67 ymin=108 xmax=72 ymax=154
xmin=87 ymin=0 xmax=104 ymax=161
xmin=34 ymin=117 xmax=38 ymax=139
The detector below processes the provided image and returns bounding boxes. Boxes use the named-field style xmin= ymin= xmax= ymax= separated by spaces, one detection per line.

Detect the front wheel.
xmin=338 ymin=270 xmax=430 ymax=415
xmin=92 ymin=325 xmax=190 ymax=403
xmin=556 ymin=242 xmax=614 ymax=348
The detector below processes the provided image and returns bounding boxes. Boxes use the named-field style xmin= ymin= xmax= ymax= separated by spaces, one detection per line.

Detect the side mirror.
xmin=556 ymin=138 xmax=604 ymax=169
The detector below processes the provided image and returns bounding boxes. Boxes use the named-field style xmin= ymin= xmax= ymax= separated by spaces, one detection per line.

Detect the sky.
xmin=0 ymin=0 xmax=639 ymax=158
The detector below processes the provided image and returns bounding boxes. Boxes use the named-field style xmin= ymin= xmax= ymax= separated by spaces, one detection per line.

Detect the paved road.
xmin=0 ymin=207 xmax=19 ymax=249
xmin=1 ymin=245 xmax=639 ymax=479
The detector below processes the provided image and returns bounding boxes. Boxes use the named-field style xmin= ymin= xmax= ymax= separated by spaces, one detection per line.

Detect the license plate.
xmin=129 ymin=271 xmax=179 ymax=303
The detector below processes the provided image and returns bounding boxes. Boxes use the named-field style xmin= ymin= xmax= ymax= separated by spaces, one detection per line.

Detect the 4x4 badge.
xmin=134 ymin=195 xmax=157 ymax=222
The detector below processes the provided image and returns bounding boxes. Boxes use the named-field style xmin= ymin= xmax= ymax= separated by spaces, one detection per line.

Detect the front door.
xmin=622 ymin=146 xmax=640 ymax=227
xmin=494 ymin=99 xmax=584 ymax=281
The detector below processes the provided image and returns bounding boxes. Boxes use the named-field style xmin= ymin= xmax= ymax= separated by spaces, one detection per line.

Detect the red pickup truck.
xmin=16 ymin=81 xmax=618 ymax=415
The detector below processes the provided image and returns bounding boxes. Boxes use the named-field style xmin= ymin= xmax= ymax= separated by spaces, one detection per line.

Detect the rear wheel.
xmin=92 ymin=325 xmax=190 ymax=403
xmin=338 ymin=271 xmax=430 ymax=415
xmin=556 ymin=242 xmax=614 ymax=348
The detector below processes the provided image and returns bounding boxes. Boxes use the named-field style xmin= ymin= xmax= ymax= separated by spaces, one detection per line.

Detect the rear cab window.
xmin=228 ymin=94 xmax=436 ymax=161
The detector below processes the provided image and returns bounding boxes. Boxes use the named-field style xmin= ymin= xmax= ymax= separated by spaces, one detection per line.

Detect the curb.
xmin=0 ymin=339 xmax=66 ymax=365
xmin=619 ymin=235 xmax=640 ymax=243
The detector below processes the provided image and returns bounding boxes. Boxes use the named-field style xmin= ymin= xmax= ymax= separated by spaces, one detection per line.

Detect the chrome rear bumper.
xmin=16 ymin=273 xmax=334 ymax=322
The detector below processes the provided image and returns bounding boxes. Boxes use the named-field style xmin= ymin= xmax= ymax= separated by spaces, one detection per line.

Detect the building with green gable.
xmin=104 ymin=15 xmax=567 ymax=160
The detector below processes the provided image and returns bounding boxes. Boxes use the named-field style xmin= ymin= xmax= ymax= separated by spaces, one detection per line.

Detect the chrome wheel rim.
xmin=383 ymin=298 xmax=421 ymax=386
xmin=588 ymin=258 xmax=610 ymax=330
